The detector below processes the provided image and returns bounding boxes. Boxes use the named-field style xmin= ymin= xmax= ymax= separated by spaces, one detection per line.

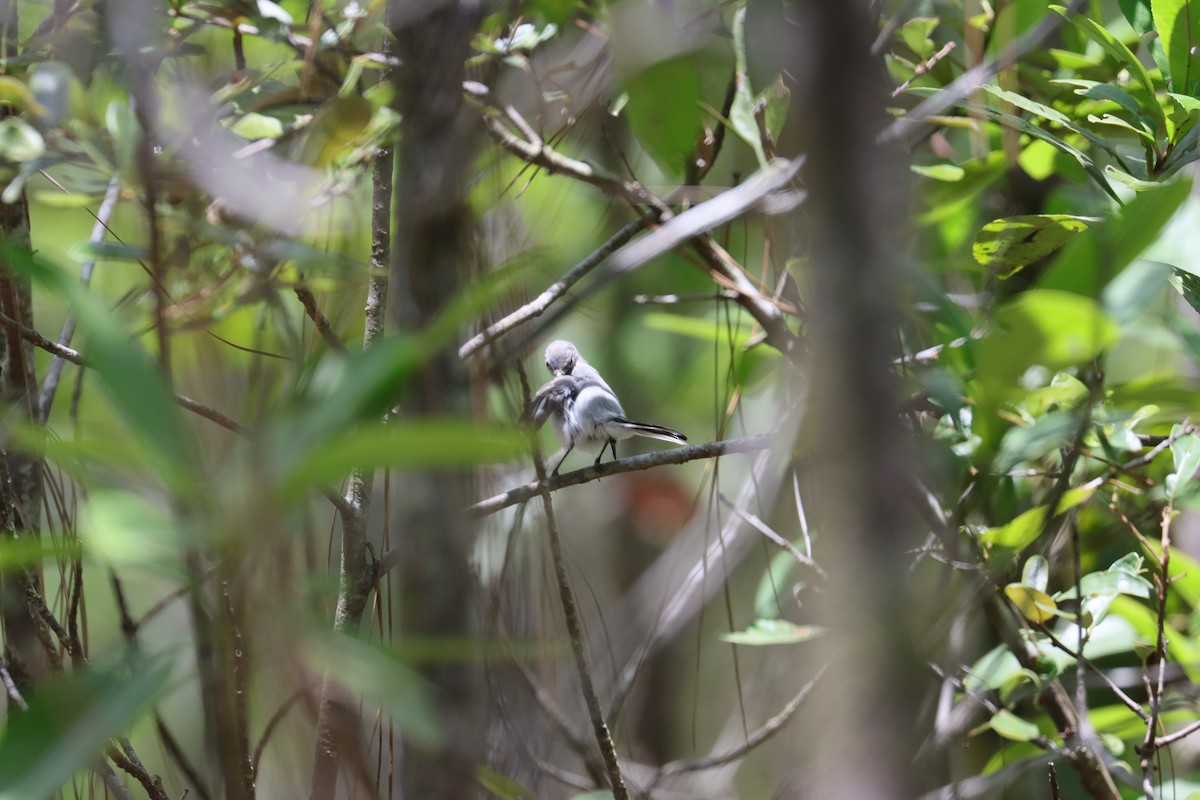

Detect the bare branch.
xmin=458 ymin=219 xmax=646 ymax=359
xmin=659 ymin=664 xmax=826 ymax=777
xmin=465 ymin=434 xmax=774 ymax=518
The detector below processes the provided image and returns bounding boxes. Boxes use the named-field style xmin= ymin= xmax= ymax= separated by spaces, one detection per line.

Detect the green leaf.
xmin=958 ymin=99 xmax=1121 ymax=202
xmin=229 ymin=111 xmax=284 ymax=140
xmin=1052 ymin=5 xmax=1167 ymax=139
xmin=0 ymin=661 xmax=171 ymax=800
xmin=995 ymin=410 xmax=1081 ymax=472
xmin=899 ymin=17 xmax=940 ymax=59
xmin=1040 ymin=179 xmax=1191 ymax=297
xmin=1053 ymin=79 xmax=1145 ymax=119
xmin=979 ymin=485 xmax=1096 ymax=551
xmin=0 ymin=244 xmax=193 ymax=486
xmin=0 ymin=118 xmax=43 ymax=163
xmin=280 ymin=420 xmax=527 ymax=498
xmin=1022 ymin=554 xmax=1051 ymax=593
xmin=255 ymin=0 xmax=293 ymax=24
xmin=622 ymin=55 xmax=702 ymax=175
xmin=80 ymin=490 xmax=186 ymax=571
xmin=1005 ymin=583 xmax=1062 ymax=623
xmin=983 ymin=85 xmax=1134 ymax=168
xmin=477 ymin=767 xmax=536 ymax=800
xmin=972 ymin=214 xmax=1093 ymax=277
xmin=1121 ymin=0 xmax=1157 ymax=34
xmin=1170 ymin=429 xmax=1200 ymax=500
xmin=989 ymin=709 xmax=1042 ymax=741
xmin=912 ymin=163 xmax=965 ymax=181
xmin=978 ymin=291 xmax=1119 ymax=394
xmin=720 ymin=619 xmax=825 ymax=646
xmin=1153 ymin=0 xmax=1200 ymax=93
xmin=304 ymin=632 xmax=441 ymax=749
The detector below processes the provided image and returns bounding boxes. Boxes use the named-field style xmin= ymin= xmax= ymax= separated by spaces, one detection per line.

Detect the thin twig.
xmin=458 ymin=219 xmax=646 ymax=359
xmin=294 ymin=279 xmax=349 ymax=355
xmin=39 ymin=176 xmax=121 ymax=422
xmin=518 ymin=362 xmax=630 ymax=800
xmin=658 ymin=663 xmax=827 ymax=777
xmin=717 ymin=491 xmax=827 ymax=580
xmin=465 ymin=433 xmax=774 ymax=518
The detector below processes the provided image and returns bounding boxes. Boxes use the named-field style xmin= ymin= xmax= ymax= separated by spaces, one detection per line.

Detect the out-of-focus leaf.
xmin=255 ymin=0 xmax=293 ymax=24
xmin=79 ymin=489 xmax=185 ymax=571
xmin=720 ymin=619 xmax=825 ymax=645
xmin=977 ymin=291 xmax=1119 ymax=394
xmin=0 ymin=118 xmax=44 ymax=162
xmin=912 ymin=163 xmax=965 ymax=181
xmin=27 ymin=62 xmax=76 ymax=127
xmin=280 ymin=420 xmax=527 ymax=497
xmin=0 ymin=661 xmax=171 ymax=800
xmin=0 ymin=245 xmax=193 ymax=486
xmin=994 ymin=410 xmax=1081 ymax=472
xmin=622 ymin=55 xmax=702 ymax=174
xmin=644 ymin=311 xmax=757 ymax=346
xmin=973 ymin=215 xmax=1093 ymax=277
xmin=305 ymin=631 xmax=441 ymax=748
xmin=1153 ymin=0 xmax=1200 ymax=93
xmin=230 ymin=111 xmax=284 ymax=140
xmin=0 ymin=536 xmax=81 ymax=571
xmin=979 ymin=485 xmax=1096 ymax=551
xmin=1022 ymin=554 xmax=1050 ymax=593
xmin=729 ymin=6 xmax=766 ymax=165
xmin=477 ymin=767 xmax=536 ymax=800
xmin=899 ymin=17 xmax=939 ymax=59
xmin=1005 ymin=583 xmax=1062 ymax=623
xmin=32 ymin=191 xmax=101 ymax=209
xmin=1170 ymin=428 xmax=1200 ymax=500
xmin=1103 ymin=259 xmax=1172 ymax=323
xmin=69 ymin=241 xmax=150 ymax=262
xmin=293 ymin=95 xmax=373 ymax=168
xmin=987 ymin=709 xmax=1042 ymax=741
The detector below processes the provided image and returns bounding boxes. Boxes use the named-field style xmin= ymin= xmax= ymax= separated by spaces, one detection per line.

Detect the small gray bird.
xmin=531 ymin=340 xmax=687 ymax=475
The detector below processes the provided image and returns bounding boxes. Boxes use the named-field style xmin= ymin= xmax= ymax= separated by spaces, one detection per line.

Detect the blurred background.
xmin=2 ymin=0 xmax=1200 ymax=798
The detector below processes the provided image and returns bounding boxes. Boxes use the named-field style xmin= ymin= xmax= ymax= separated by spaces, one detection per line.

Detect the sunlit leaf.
xmin=230 ymin=111 xmax=284 ymax=140
xmin=1153 ymin=0 xmax=1200 ymax=93
xmin=972 ymin=215 xmax=1093 ymax=277
xmin=1005 ymin=583 xmax=1062 ymax=623
xmin=988 ymin=709 xmax=1042 ymax=742
xmin=978 ymin=485 xmax=1096 ymax=551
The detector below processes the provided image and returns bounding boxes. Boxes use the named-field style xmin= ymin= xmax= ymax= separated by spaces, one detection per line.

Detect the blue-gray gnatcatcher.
xmin=531 ymin=340 xmax=687 ymax=475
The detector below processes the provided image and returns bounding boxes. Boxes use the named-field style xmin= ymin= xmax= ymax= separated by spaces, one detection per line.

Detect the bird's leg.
xmin=551 ymin=443 xmax=574 ymax=476
xmin=595 ymin=438 xmax=617 ymax=466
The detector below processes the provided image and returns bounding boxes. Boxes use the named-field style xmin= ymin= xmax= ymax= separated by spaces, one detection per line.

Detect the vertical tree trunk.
xmin=0 ymin=0 xmax=48 ymax=697
xmin=768 ymin=0 xmax=925 ymax=795
xmin=391 ymin=0 xmax=484 ymax=795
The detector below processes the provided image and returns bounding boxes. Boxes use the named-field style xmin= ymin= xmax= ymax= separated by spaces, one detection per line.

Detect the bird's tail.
xmin=613 ymin=418 xmax=687 ymax=444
